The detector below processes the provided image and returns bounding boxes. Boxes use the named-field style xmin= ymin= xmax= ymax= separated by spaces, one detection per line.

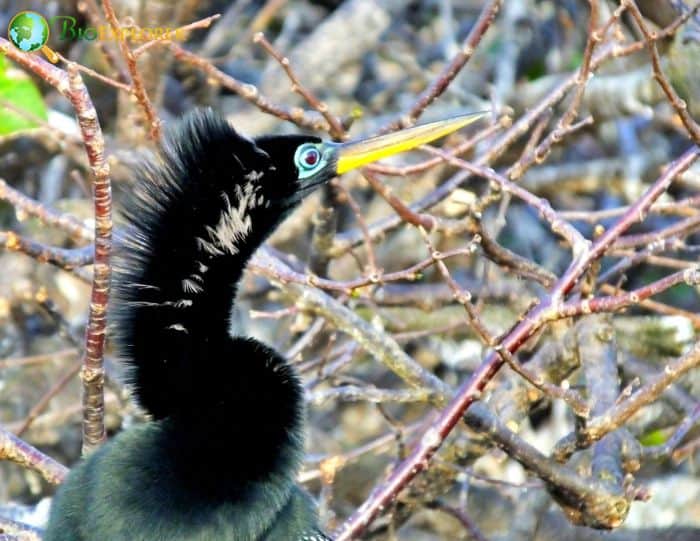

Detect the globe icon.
xmin=8 ymin=11 xmax=50 ymax=53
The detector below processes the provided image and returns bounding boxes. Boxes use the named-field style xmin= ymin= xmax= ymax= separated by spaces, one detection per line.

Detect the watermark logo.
xmin=6 ymin=11 xmax=187 ymax=63
xmin=7 ymin=11 xmax=58 ymax=62
xmin=7 ymin=11 xmax=187 ymax=64
xmin=51 ymin=16 xmax=187 ymax=43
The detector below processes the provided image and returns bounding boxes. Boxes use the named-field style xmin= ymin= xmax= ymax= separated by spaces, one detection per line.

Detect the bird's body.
xmin=43 ymin=108 xmax=483 ymax=541
xmin=46 ymin=424 xmax=327 ymax=540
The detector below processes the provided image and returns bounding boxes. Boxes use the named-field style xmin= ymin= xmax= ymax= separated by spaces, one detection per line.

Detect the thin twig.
xmin=254 ymin=32 xmax=345 ymax=138
xmin=626 ymin=0 xmax=700 ymax=144
xmin=102 ymin=0 xmax=162 ymax=140
xmin=0 ymin=179 xmax=93 ymax=242
xmin=334 ymin=145 xmax=699 ymax=540
xmin=0 ymin=426 xmax=68 ymax=484
xmin=133 ymin=14 xmax=222 ymax=57
xmin=554 ymin=339 xmax=700 ymax=461
xmin=171 ymin=44 xmax=329 ymax=132
xmin=381 ymin=0 xmax=503 ymax=131
xmin=0 ymin=231 xmax=94 ymax=271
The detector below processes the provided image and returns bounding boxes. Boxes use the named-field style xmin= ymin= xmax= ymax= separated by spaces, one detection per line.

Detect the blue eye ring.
xmin=294 ymin=144 xmax=323 ymax=173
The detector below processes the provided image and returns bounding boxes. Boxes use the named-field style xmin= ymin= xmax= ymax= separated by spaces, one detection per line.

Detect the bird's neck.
xmin=113 ymin=110 xmax=305 ymax=495
xmin=118 ymin=179 xmax=303 ymax=489
xmin=122 ymin=176 xmax=285 ymax=392
xmin=181 ymin=182 xmax=277 ymax=336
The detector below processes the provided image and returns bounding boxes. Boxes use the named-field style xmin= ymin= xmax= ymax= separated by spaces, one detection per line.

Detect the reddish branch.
xmin=362 ymin=170 xmax=438 ymax=230
xmin=558 ymin=0 xmax=600 ymax=131
xmin=333 ymin=8 xmax=690 ymax=259
xmin=332 ymin=12 xmax=696 ymax=259
xmin=613 ymin=213 xmax=700 ymax=249
xmin=561 ymin=267 xmax=700 ymax=318
xmin=171 ymin=44 xmax=330 ymax=132
xmin=0 ymin=39 xmax=113 ymax=454
xmin=67 ymin=64 xmax=113 ymax=454
xmin=426 ymin=149 xmax=589 ymax=255
xmin=381 ymin=0 xmax=503 ymax=131
xmin=335 ymin=146 xmax=699 ymax=540
xmin=254 ymin=32 xmax=346 ymax=139
xmin=77 ymin=0 xmax=130 ymax=84
xmin=625 ymin=0 xmax=700 ymax=144
xmin=102 ymin=0 xmax=162 ymax=140
xmin=599 ymin=283 xmax=700 ymax=329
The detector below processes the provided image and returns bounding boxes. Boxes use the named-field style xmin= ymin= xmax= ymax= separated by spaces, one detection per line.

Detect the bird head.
xmin=253 ymin=112 xmax=487 ymax=210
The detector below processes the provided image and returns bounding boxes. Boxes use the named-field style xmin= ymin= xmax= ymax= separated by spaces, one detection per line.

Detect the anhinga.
xmin=43 ymin=108 xmax=484 ymax=541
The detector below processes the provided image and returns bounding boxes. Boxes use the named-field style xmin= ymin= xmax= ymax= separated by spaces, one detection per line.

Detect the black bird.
xmin=43 ymin=108 xmax=484 ymax=541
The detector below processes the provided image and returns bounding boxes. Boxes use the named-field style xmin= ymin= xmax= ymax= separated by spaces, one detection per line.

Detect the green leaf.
xmin=0 ymin=56 xmax=48 ymax=134
xmin=639 ymin=429 xmax=668 ymax=447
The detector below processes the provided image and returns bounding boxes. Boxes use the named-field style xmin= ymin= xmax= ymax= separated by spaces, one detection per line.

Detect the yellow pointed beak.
xmin=333 ymin=112 xmax=488 ymax=174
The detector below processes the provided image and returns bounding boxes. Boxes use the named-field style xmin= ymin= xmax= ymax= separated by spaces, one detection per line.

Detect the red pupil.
xmin=304 ymin=150 xmax=319 ymax=166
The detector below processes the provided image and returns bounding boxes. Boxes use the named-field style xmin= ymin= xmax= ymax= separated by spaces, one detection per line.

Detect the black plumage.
xmin=44 ymin=110 xmax=333 ymax=541
xmin=42 ymin=107 xmax=482 ymax=541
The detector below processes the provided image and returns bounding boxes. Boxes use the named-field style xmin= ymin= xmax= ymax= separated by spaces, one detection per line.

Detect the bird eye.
xmin=294 ymin=144 xmax=322 ymax=172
